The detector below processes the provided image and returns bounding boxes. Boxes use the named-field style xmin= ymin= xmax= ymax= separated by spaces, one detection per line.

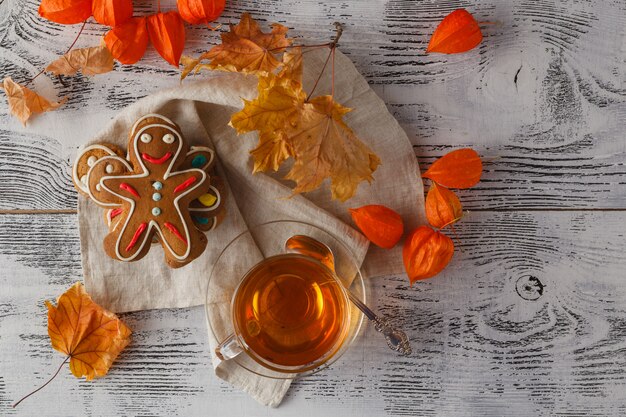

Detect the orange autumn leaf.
xmin=422 ymin=148 xmax=482 ymax=189
xmin=1 ymin=77 xmax=67 ymax=125
xmin=92 ymin=0 xmax=133 ymax=27
xmin=202 ymin=12 xmax=292 ymax=74
xmin=39 ymin=0 xmax=91 ymax=24
xmin=284 ymin=95 xmax=381 ymax=202
xmin=425 ymin=182 xmax=462 ymax=229
xmin=148 ymin=11 xmax=186 ymax=67
xmin=426 ymin=9 xmax=483 ymax=54
xmin=403 ymin=226 xmax=454 ymax=284
xmin=46 ymin=282 xmax=131 ymax=380
xmin=45 ymin=44 xmax=114 ymax=76
xmin=177 ymin=0 xmax=225 ymax=25
xmin=104 ymin=17 xmax=149 ymax=64
xmin=349 ymin=205 xmax=404 ymax=249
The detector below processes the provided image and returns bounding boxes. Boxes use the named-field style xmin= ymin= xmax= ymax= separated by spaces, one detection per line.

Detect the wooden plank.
xmin=0 ymin=1 xmax=624 ymax=210
xmin=4 ymin=127 xmax=626 ymax=210
xmin=1 ymin=211 xmax=625 ymax=415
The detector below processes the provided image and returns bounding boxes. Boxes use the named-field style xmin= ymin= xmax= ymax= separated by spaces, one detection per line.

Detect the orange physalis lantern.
xmin=177 ymin=0 xmax=225 ymax=25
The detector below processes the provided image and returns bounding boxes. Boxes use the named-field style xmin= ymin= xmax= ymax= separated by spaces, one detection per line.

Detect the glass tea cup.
xmin=206 ymin=221 xmax=366 ymax=378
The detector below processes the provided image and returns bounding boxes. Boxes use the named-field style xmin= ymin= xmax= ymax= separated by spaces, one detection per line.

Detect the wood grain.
xmin=0 ymin=0 xmax=624 ymax=210
xmin=1 ymin=0 xmax=625 ymax=415
xmin=1 ymin=212 xmax=625 ymax=416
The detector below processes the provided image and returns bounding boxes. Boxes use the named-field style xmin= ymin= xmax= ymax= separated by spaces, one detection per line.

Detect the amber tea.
xmin=232 ymin=254 xmax=350 ymax=369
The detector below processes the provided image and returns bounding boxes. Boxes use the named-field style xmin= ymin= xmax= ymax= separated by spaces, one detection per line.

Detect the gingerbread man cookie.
xmin=73 ymin=114 xmax=225 ymax=267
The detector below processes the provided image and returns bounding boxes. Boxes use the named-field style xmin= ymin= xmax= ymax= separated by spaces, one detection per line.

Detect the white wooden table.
xmin=1 ymin=1 xmax=625 ymax=416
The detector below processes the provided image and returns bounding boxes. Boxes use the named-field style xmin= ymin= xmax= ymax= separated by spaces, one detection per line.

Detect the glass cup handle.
xmin=215 ymin=333 xmax=244 ymax=360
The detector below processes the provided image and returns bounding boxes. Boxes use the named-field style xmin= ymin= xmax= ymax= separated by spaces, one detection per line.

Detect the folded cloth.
xmin=77 ymin=48 xmax=425 ymax=407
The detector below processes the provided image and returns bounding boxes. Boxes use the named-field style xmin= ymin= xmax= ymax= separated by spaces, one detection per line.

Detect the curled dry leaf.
xmin=426 ymin=9 xmax=483 ymax=54
xmin=202 ymin=12 xmax=292 ymax=74
xmin=179 ymin=55 xmax=213 ymax=80
xmin=104 ymin=17 xmax=149 ymax=64
xmin=92 ymin=0 xmax=133 ymax=27
xmin=177 ymin=0 xmax=225 ymax=25
xmin=284 ymin=95 xmax=381 ymax=202
xmin=46 ymin=282 xmax=131 ymax=380
xmin=148 ymin=11 xmax=186 ymax=67
xmin=422 ymin=148 xmax=482 ymax=189
xmin=403 ymin=226 xmax=454 ymax=284
xmin=39 ymin=0 xmax=92 ymax=25
xmin=425 ymin=182 xmax=462 ymax=229
xmin=349 ymin=205 xmax=404 ymax=249
xmin=1 ymin=77 xmax=67 ymax=125
xmin=46 ymin=44 xmax=114 ymax=76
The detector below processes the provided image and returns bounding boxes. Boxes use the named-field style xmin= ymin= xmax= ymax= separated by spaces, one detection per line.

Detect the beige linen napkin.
xmin=77 ymin=48 xmax=425 ymax=407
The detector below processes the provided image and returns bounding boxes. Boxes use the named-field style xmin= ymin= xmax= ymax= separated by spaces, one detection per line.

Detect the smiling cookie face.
xmin=73 ymin=113 xmax=227 ymax=268
xmin=129 ymin=115 xmax=186 ymax=176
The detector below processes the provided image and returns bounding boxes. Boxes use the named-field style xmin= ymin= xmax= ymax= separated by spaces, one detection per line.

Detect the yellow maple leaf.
xmin=46 ymin=282 xmax=131 ymax=380
xmin=201 ymin=12 xmax=292 ymax=74
xmin=229 ymin=73 xmax=305 ymax=135
xmin=45 ymin=44 xmax=114 ymax=76
xmin=276 ymin=47 xmax=303 ymax=88
xmin=284 ymin=95 xmax=381 ymax=202
xmin=0 ymin=77 xmax=67 ymax=125
xmin=250 ymin=130 xmax=292 ymax=173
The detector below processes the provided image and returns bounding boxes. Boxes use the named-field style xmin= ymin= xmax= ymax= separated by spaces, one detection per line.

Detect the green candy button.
xmin=192 ymin=154 xmax=207 ymax=168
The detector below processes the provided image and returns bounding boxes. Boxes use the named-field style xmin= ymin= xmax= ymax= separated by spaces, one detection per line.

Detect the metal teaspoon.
xmin=285 ymin=235 xmax=412 ymax=356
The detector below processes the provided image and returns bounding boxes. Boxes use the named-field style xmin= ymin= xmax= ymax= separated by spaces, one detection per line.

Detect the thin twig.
xmin=306 ymin=48 xmax=333 ymax=101
xmin=25 ymin=20 xmax=86 ymax=86
xmin=330 ymin=22 xmax=343 ymax=48
xmin=331 ymin=47 xmax=336 ymax=98
xmin=305 ymin=22 xmax=344 ymax=102
xmin=267 ymin=42 xmax=331 ymax=53
xmin=13 ymin=357 xmax=70 ymax=408
xmin=64 ymin=20 xmax=87 ymax=54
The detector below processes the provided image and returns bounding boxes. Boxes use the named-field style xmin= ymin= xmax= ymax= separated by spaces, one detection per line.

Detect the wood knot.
xmin=515 ymin=275 xmax=544 ymax=301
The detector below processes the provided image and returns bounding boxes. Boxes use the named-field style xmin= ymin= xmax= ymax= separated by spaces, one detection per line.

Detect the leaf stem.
xmin=65 ymin=20 xmax=87 ymax=55
xmin=25 ymin=20 xmax=86 ymax=86
xmin=13 ymin=356 xmax=70 ymax=408
xmin=331 ymin=47 xmax=335 ymax=98
xmin=305 ymin=22 xmax=343 ymax=102
xmin=306 ymin=47 xmax=333 ymax=101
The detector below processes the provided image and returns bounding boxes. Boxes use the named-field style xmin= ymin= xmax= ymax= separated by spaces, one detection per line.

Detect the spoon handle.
xmin=346 ymin=291 xmax=412 ymax=356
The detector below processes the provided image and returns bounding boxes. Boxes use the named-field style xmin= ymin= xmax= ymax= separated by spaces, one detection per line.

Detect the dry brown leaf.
xmin=284 ymin=95 xmax=381 ymax=202
xmin=201 ymin=12 xmax=292 ymax=74
xmin=1 ymin=77 xmax=67 ymax=125
xmin=180 ymin=55 xmax=201 ymax=80
xmin=46 ymin=44 xmax=114 ymax=76
xmin=179 ymin=55 xmax=213 ymax=80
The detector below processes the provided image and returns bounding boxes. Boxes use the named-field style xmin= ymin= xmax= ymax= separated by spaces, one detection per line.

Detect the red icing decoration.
xmin=109 ymin=208 xmax=123 ymax=219
xmin=126 ymin=222 xmax=148 ymax=252
xmin=164 ymin=221 xmax=187 ymax=244
xmin=120 ymin=182 xmax=141 ymax=198
xmin=142 ymin=152 xmax=173 ymax=164
xmin=174 ymin=176 xmax=197 ymax=194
